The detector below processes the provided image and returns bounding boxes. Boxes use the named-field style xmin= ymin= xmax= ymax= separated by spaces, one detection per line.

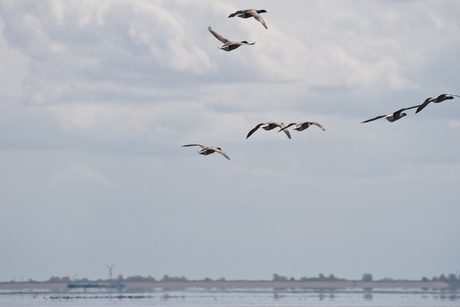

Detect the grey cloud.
xmin=1 ymin=0 xmax=460 ymax=282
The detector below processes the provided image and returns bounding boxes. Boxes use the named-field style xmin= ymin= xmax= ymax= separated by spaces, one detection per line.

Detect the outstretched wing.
xmin=246 ymin=123 xmax=264 ymax=139
xmin=182 ymin=144 xmax=204 ymax=148
xmin=394 ymin=105 xmax=419 ymax=116
xmin=278 ymin=122 xmax=296 ymax=132
xmin=278 ymin=123 xmax=291 ymax=139
xmin=308 ymin=121 xmax=326 ymax=131
xmin=228 ymin=10 xmax=245 ymax=18
xmin=208 ymin=26 xmax=230 ymax=44
xmin=361 ymin=115 xmax=386 ymax=123
xmin=215 ymin=148 xmax=231 ymax=160
xmin=253 ymin=14 xmax=268 ymax=29
xmin=416 ymin=98 xmax=432 ymax=113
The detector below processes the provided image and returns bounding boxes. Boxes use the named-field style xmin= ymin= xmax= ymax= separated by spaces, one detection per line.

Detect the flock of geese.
xmin=183 ymin=9 xmax=459 ymax=161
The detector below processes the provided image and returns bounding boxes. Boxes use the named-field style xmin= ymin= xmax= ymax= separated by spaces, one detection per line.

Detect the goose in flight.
xmin=415 ymin=93 xmax=460 ymax=114
xmin=278 ymin=121 xmax=326 ymax=133
xmin=361 ymin=106 xmax=419 ymax=123
xmin=246 ymin=122 xmax=291 ymax=139
xmin=228 ymin=9 xmax=268 ymax=29
xmin=208 ymin=26 xmax=255 ymax=52
xmin=182 ymin=144 xmax=230 ymax=160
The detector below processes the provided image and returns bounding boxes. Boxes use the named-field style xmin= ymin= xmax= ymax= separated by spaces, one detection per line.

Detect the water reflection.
xmin=363 ymin=287 xmax=373 ymax=301
xmin=437 ymin=288 xmax=459 ymax=302
xmin=363 ymin=292 xmax=373 ymax=300
xmin=314 ymin=288 xmax=336 ymax=301
xmin=1 ymin=286 xmax=460 ymax=306
xmin=160 ymin=293 xmax=186 ymax=301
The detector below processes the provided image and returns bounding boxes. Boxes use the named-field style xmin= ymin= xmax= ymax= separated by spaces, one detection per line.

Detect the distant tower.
xmin=105 ymin=263 xmax=116 ymax=280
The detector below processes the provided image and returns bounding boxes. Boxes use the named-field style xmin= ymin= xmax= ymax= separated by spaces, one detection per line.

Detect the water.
xmin=1 ymin=287 xmax=459 ymax=306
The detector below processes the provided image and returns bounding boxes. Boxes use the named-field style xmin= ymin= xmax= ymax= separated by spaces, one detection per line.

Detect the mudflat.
xmin=0 ymin=280 xmax=449 ymax=290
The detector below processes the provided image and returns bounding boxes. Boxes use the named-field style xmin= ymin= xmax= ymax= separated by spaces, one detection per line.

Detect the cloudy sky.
xmin=1 ymin=0 xmax=459 ymax=282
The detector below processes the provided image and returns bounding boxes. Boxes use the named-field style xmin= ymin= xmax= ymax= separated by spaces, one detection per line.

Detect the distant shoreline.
xmin=0 ymin=280 xmax=449 ymax=290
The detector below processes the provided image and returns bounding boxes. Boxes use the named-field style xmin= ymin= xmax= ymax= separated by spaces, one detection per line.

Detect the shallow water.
xmin=1 ymin=287 xmax=459 ymax=306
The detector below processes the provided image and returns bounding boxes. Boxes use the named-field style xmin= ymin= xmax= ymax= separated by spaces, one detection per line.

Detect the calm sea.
xmin=1 ymin=287 xmax=459 ymax=306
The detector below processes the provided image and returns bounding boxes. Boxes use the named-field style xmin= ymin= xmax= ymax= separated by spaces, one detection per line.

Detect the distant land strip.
xmin=0 ymin=281 xmax=449 ymax=290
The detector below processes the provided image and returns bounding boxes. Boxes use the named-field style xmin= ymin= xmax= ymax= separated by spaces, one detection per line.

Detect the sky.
xmin=1 ymin=0 xmax=460 ymax=283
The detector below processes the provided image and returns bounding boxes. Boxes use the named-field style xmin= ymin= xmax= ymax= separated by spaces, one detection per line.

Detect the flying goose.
xmin=208 ymin=26 xmax=255 ymax=52
xmin=246 ymin=122 xmax=291 ymax=139
xmin=228 ymin=9 xmax=268 ymax=29
xmin=415 ymin=93 xmax=460 ymax=114
xmin=361 ymin=106 xmax=419 ymax=123
xmin=278 ymin=121 xmax=326 ymax=133
xmin=182 ymin=144 xmax=230 ymax=160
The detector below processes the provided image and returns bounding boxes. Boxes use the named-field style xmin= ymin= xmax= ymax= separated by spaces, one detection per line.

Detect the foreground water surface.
xmin=1 ymin=287 xmax=459 ymax=307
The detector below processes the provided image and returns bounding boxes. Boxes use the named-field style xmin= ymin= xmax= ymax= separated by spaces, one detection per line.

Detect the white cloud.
xmin=1 ymin=0 xmax=458 ymax=138
xmin=1 ymin=0 xmax=460 ymax=282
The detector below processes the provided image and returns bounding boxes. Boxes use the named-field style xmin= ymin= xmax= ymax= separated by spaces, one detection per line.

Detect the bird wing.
xmin=277 ymin=122 xmax=296 ymax=132
xmin=182 ymin=144 xmax=204 ymax=149
xmin=415 ymin=98 xmax=433 ymax=114
xmin=278 ymin=123 xmax=291 ymax=139
xmin=246 ymin=123 xmax=264 ymax=139
xmin=395 ymin=105 xmax=420 ymax=114
xmin=282 ymin=128 xmax=291 ymax=139
xmin=308 ymin=121 xmax=326 ymax=131
xmin=396 ymin=105 xmax=420 ymax=112
xmin=361 ymin=115 xmax=386 ymax=123
xmin=215 ymin=148 xmax=231 ymax=160
xmin=208 ymin=26 xmax=230 ymax=44
xmin=253 ymin=13 xmax=268 ymax=29
xmin=228 ymin=10 xmax=245 ymax=18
